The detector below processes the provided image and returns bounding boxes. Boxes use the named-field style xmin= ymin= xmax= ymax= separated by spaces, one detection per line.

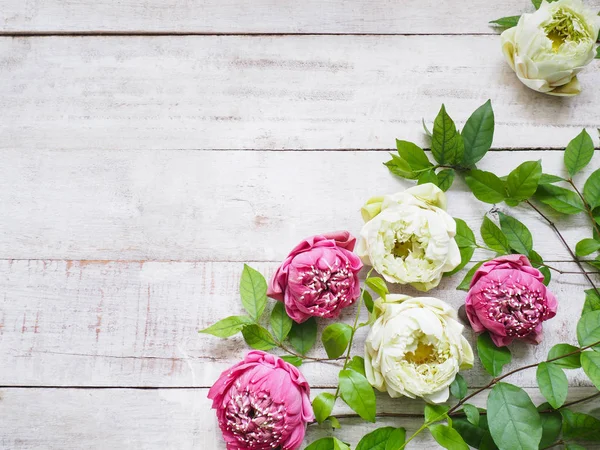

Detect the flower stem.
xmin=539 ymin=262 xmax=600 ymax=275
xmin=526 ymin=200 xmax=600 ymax=297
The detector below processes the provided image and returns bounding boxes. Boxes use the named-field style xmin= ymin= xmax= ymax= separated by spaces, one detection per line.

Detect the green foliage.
xmin=199 ymin=315 xmax=253 ymax=337
xmin=366 ymin=276 xmax=389 ymax=299
xmin=363 ymin=290 xmax=374 ymax=314
xmin=417 ymin=169 xmax=438 ymax=185
xmin=347 ymin=356 xmax=367 ymax=377
xmin=583 ymin=288 xmax=600 ymax=314
xmin=313 ymin=392 xmax=336 ymax=424
xmin=429 ymin=424 xmax=469 ymax=450
xmin=432 ymin=104 xmax=464 ymax=165
xmin=447 ymin=219 xmax=476 ymax=275
xmin=536 ymin=362 xmax=568 ymax=408
xmin=561 ymin=409 xmax=600 ymax=441
xmin=464 ymin=170 xmax=506 ymax=204
xmin=577 ymin=310 xmax=600 ymax=349
xmin=356 ymin=427 xmax=402 ymax=450
xmin=564 ymin=129 xmax=594 ymax=177
xmin=538 ymin=405 xmax=562 ymax=448
xmin=489 ymin=16 xmax=521 ymax=28
xmin=322 ymin=323 xmax=353 ymax=359
xmin=280 ymin=355 xmax=302 ymax=366
xmin=584 ymin=169 xmax=600 ymax=209
xmin=498 ymin=212 xmax=533 ymax=255
xmin=535 ymin=184 xmax=586 ymax=214
xmin=288 ymin=317 xmax=317 ymax=355
xmin=576 ymin=238 xmax=600 ymax=256
xmin=424 ymin=404 xmax=450 ymax=423
xmin=270 ymin=302 xmax=293 ymax=342
xmin=437 ymin=168 xmax=456 ymax=192
xmin=385 ymin=153 xmax=418 ymax=180
xmin=338 ymin=369 xmax=377 ymax=422
xmin=240 ymin=264 xmax=268 ymax=321
xmin=334 ymin=438 xmax=351 ymax=450
xmin=581 ymin=351 xmax=600 ymax=390
xmin=241 ymin=324 xmax=276 ymax=350
xmin=481 ymin=216 xmax=511 ymax=254
xmin=539 ymin=173 xmax=565 ymax=184
xmin=453 ymin=417 xmax=496 ymax=450
xmin=396 ymin=140 xmax=432 ymax=171
xmin=477 ymin=333 xmax=512 ymax=376
xmin=450 ymin=373 xmax=468 ymax=400
xmin=306 ymin=438 xmax=350 ymax=450
xmin=505 ymin=160 xmax=542 ymax=204
xmin=487 ymin=383 xmax=542 ymax=450
xmin=457 ymin=262 xmax=484 ymax=291
xmin=462 ymin=404 xmax=480 ymax=426
xmin=548 ymin=343 xmax=581 ymax=369
xmin=385 ymin=428 xmax=407 ymax=450
xmin=461 ymin=100 xmax=495 ymax=167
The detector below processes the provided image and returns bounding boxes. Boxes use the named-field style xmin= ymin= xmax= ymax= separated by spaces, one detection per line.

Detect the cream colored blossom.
xmin=364 ymin=294 xmax=474 ymax=404
xmin=356 ymin=183 xmax=460 ymax=291
xmin=501 ymin=0 xmax=600 ymax=96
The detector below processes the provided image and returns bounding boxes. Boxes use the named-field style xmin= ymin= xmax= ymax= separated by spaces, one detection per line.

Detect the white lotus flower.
xmin=364 ymin=294 xmax=474 ymax=404
xmin=355 ymin=183 xmax=460 ymax=291
xmin=501 ymin=0 xmax=600 ymax=96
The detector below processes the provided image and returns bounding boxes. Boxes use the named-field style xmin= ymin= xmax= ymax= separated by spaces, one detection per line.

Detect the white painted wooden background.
xmin=1 ymin=1 xmax=600 ymax=449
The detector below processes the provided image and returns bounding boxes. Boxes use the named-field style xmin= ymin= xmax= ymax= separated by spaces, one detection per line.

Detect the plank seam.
xmin=0 ymin=31 xmax=499 ymax=37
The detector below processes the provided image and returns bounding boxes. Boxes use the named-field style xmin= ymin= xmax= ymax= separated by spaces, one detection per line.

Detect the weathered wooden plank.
xmin=0 ymin=387 xmax=597 ymax=449
xmin=0 ymin=150 xmax=596 ymax=261
xmin=0 ymin=259 xmax=593 ymax=388
xmin=2 ymin=0 xmax=588 ymax=34
xmin=1 ymin=36 xmax=599 ymax=151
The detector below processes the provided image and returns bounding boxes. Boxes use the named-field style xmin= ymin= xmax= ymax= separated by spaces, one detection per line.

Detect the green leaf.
xmin=481 ymin=216 xmax=511 ymax=254
xmin=463 ymin=404 xmax=480 ymax=426
xmin=425 ymin=404 xmax=450 ymax=423
xmin=241 ymin=324 xmax=276 ymax=350
xmin=446 ymin=245 xmax=475 ymax=277
xmin=536 ymin=362 xmax=568 ymax=409
xmin=288 ymin=317 xmax=317 ymax=355
xmin=489 ymin=15 xmax=521 ymax=28
xmin=305 ymin=438 xmax=336 ymax=450
xmin=385 ymin=428 xmax=406 ymax=450
xmin=453 ymin=419 xmax=488 ymax=449
xmin=454 ymin=218 xmax=477 ymax=249
xmin=487 ymin=383 xmax=542 ymax=450
xmin=538 ymin=406 xmax=562 ymax=448
xmin=461 ymin=100 xmax=495 ymax=167
xmin=429 ymin=424 xmax=469 ymax=450
xmin=465 ymin=170 xmax=506 ymax=204
xmin=532 ymin=0 xmax=542 ymax=8
xmin=366 ymin=277 xmax=389 ymax=298
xmin=581 ymin=351 xmax=600 ymax=390
xmin=418 ymin=169 xmax=439 ymax=186
xmin=437 ymin=168 xmax=456 ymax=192
xmin=583 ymin=288 xmax=600 ymax=314
xmin=577 ymin=310 xmax=600 ymax=349
xmin=321 ymin=323 xmax=352 ymax=359
xmin=498 ymin=212 xmax=533 ymax=255
xmin=270 ymin=302 xmax=293 ymax=342
xmin=423 ymin=118 xmax=433 ymax=137
xmin=363 ymin=290 xmax=374 ymax=314
xmin=280 ymin=355 xmax=302 ymax=366
xmin=333 ymin=438 xmax=351 ymax=450
xmin=312 ymin=392 xmax=336 ymax=424
xmin=199 ymin=315 xmax=253 ymax=337
xmin=535 ymin=184 xmax=586 ymax=215
xmin=329 ymin=416 xmax=341 ymax=429
xmin=565 ymin=129 xmax=594 ymax=177
xmin=457 ymin=261 xmax=484 ymax=291
xmin=432 ymin=104 xmax=464 ymax=165
xmin=450 ymin=373 xmax=468 ymax=400
xmin=584 ymin=169 xmax=600 ymax=209
xmin=240 ymin=264 xmax=268 ymax=321
xmin=548 ymin=343 xmax=581 ymax=369
xmin=576 ymin=238 xmax=600 ymax=257
xmin=338 ymin=369 xmax=376 ymax=422
xmin=396 ymin=140 xmax=432 ymax=171
xmin=385 ymin=154 xmax=418 ymax=180
xmin=347 ymin=355 xmax=367 ymax=377
xmin=561 ymin=408 xmax=600 ymax=441
xmin=566 ymin=444 xmax=587 ymax=450
xmin=506 ymin=160 xmax=542 ymax=203
xmin=356 ymin=427 xmax=396 ymax=450
xmin=539 ymin=173 xmax=565 ymax=184
xmin=477 ymin=333 xmax=512 ymax=376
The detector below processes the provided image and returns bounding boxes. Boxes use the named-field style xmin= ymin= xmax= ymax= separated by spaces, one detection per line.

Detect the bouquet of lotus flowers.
xmin=202 ymin=95 xmax=600 ymax=449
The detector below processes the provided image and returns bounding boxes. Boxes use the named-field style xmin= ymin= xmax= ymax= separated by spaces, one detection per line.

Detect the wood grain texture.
xmin=0 ymin=149 xmax=597 ymax=261
xmin=0 ymin=387 xmax=598 ymax=449
xmin=0 ymin=259 xmax=593 ymax=388
xmin=1 ymin=36 xmax=599 ymax=151
xmin=5 ymin=0 xmax=595 ymax=34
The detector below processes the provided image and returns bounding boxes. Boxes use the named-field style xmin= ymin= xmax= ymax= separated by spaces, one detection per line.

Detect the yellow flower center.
xmin=405 ymin=342 xmax=437 ymax=365
xmin=544 ymin=8 xmax=590 ymax=51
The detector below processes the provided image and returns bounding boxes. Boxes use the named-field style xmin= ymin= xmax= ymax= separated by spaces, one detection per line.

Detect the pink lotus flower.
xmin=268 ymin=231 xmax=363 ymax=323
xmin=208 ymin=351 xmax=314 ymax=450
xmin=465 ymin=255 xmax=558 ymax=347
